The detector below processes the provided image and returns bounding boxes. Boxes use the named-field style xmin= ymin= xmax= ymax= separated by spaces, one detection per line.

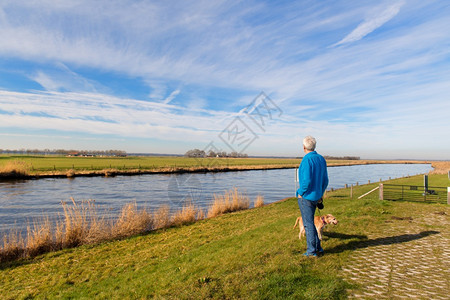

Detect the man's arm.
xmin=322 ymin=159 xmax=329 ymax=194
xmin=299 ymin=159 xmax=311 ymax=196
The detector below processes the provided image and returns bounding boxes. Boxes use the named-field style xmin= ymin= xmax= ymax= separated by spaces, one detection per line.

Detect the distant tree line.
xmin=185 ymin=149 xmax=248 ymax=158
xmin=323 ymin=155 xmax=360 ymax=160
xmin=0 ymin=148 xmax=127 ymax=157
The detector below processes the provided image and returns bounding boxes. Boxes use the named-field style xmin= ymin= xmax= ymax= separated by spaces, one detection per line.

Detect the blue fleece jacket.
xmin=296 ymin=151 xmax=329 ymax=201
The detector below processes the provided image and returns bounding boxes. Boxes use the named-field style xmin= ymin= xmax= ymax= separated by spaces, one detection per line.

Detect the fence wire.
xmin=382 ymin=184 xmax=447 ymax=203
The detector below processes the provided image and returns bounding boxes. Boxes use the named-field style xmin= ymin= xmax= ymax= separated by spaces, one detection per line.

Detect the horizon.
xmin=0 ymin=1 xmax=449 ymax=160
xmin=0 ymin=148 xmax=440 ymax=162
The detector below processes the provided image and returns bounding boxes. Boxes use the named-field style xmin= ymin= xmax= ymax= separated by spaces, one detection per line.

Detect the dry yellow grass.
xmin=0 ymin=160 xmax=30 ymax=177
xmin=104 ymin=168 xmax=119 ymax=177
xmin=254 ymin=195 xmax=265 ymax=208
xmin=60 ymin=198 xmax=90 ymax=247
xmin=26 ymin=217 xmax=54 ymax=257
xmin=208 ymin=187 xmax=250 ymax=218
xmin=112 ymin=203 xmax=152 ymax=238
xmin=152 ymin=205 xmax=171 ymax=230
xmin=196 ymin=209 xmax=206 ymax=220
xmin=172 ymin=202 xmax=199 ymax=226
xmin=430 ymin=161 xmax=450 ymax=174
xmin=66 ymin=169 xmax=75 ymax=178
xmin=1 ymin=229 xmax=25 ymax=263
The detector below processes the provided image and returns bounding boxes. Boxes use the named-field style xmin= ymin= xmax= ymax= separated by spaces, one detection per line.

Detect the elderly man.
xmin=296 ymin=136 xmax=329 ymax=257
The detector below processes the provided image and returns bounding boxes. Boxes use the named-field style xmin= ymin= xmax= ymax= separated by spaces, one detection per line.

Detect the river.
xmin=0 ymin=163 xmax=432 ymax=235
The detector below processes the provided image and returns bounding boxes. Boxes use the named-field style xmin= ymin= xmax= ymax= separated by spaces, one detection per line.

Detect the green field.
xmin=0 ymin=155 xmax=301 ymax=173
xmin=0 ymin=154 xmax=426 ymax=176
xmin=1 ymin=174 xmax=448 ymax=299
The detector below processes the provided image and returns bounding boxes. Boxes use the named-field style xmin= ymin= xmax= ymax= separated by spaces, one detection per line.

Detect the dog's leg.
xmin=293 ymin=217 xmax=300 ymax=229
xmin=318 ymin=228 xmax=323 ymax=240
xmin=299 ymin=227 xmax=304 ymax=240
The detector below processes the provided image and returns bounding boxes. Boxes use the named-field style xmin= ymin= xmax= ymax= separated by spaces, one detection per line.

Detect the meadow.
xmin=1 ymin=173 xmax=448 ymax=299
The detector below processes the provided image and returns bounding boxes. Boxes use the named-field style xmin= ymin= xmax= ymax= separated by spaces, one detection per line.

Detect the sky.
xmin=0 ymin=0 xmax=449 ymax=160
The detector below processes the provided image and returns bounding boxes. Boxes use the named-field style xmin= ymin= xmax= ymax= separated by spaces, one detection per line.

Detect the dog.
xmin=293 ymin=214 xmax=338 ymax=240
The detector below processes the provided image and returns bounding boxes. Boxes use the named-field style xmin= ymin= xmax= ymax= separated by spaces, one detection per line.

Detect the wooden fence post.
xmin=447 ymin=187 xmax=450 ymax=205
xmin=379 ymin=183 xmax=384 ymax=200
xmin=350 ymin=184 xmax=353 ymax=199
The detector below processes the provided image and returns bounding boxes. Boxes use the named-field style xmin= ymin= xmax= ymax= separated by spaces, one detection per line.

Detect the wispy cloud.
xmin=332 ymin=1 xmax=405 ymax=47
xmin=162 ymin=89 xmax=181 ymax=105
xmin=0 ymin=90 xmax=228 ymax=142
xmin=29 ymin=63 xmax=99 ymax=92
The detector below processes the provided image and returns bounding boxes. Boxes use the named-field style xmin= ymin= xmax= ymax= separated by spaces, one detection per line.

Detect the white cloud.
xmin=332 ymin=1 xmax=405 ymax=47
xmin=162 ymin=89 xmax=181 ymax=104
xmin=0 ymin=90 xmax=229 ymax=142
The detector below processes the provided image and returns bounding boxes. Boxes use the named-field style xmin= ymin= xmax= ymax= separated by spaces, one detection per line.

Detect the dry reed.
xmin=104 ymin=168 xmax=119 ymax=177
xmin=112 ymin=203 xmax=152 ymax=238
xmin=207 ymin=187 xmax=250 ymax=218
xmin=26 ymin=217 xmax=53 ymax=257
xmin=196 ymin=209 xmax=206 ymax=221
xmin=254 ymin=195 xmax=264 ymax=208
xmin=0 ymin=160 xmax=30 ymax=177
xmin=66 ymin=169 xmax=75 ymax=178
xmin=61 ymin=198 xmax=90 ymax=247
xmin=0 ymin=229 xmax=25 ymax=263
xmin=430 ymin=161 xmax=450 ymax=174
xmin=152 ymin=205 xmax=171 ymax=230
xmin=172 ymin=202 xmax=199 ymax=226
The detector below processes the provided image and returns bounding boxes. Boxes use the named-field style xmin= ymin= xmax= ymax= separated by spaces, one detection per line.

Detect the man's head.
xmin=303 ymin=136 xmax=316 ymax=152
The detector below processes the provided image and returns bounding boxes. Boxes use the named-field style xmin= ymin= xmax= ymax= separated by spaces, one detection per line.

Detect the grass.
xmin=1 ymin=174 xmax=448 ymax=299
xmin=0 ymin=155 xmax=300 ymax=172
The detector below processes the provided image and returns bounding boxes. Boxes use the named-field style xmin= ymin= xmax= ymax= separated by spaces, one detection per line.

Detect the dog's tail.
xmin=293 ymin=217 xmax=301 ymax=229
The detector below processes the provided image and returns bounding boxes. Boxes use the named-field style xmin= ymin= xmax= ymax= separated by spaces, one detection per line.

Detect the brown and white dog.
xmin=293 ymin=214 xmax=338 ymax=240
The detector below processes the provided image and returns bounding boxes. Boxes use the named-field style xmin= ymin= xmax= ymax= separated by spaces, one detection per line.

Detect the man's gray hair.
xmin=303 ymin=136 xmax=316 ymax=151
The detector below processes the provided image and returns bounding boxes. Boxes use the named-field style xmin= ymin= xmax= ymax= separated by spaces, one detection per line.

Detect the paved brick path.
xmin=341 ymin=210 xmax=449 ymax=299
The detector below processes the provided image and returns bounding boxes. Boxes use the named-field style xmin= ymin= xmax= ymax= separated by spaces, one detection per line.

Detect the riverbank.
xmin=0 ymin=155 xmax=432 ymax=179
xmin=1 ymin=174 xmax=448 ymax=298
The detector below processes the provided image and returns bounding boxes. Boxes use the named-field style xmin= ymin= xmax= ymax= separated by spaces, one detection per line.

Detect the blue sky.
xmin=0 ymin=0 xmax=449 ymax=159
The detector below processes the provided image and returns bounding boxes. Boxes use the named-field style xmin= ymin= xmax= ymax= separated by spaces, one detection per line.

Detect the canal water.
xmin=0 ymin=163 xmax=432 ymax=235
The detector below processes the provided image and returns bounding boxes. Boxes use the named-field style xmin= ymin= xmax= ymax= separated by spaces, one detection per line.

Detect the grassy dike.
xmin=1 ymin=174 xmax=448 ymax=299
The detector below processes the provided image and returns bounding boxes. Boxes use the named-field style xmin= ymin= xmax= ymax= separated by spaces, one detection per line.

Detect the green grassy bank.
xmin=1 ymin=174 xmax=448 ymax=299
